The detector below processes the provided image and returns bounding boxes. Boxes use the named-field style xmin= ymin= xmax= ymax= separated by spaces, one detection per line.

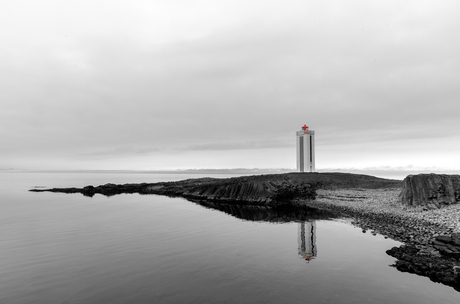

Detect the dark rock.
xmin=387 ymin=245 xmax=460 ymax=291
xmin=29 ymin=172 xmax=401 ymax=206
xmin=432 ymin=240 xmax=446 ymax=246
xmin=452 ymin=234 xmax=460 ymax=246
xmin=430 ymin=235 xmax=460 ymax=260
xmin=454 ymin=266 xmax=460 ymax=283
xmin=400 ymin=174 xmax=460 ymax=208
xmin=436 ymin=235 xmax=453 ymax=243
xmin=446 ymin=244 xmax=459 ymax=252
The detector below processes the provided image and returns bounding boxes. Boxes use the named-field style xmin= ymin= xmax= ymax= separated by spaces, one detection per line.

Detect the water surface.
xmin=1 ymin=172 xmax=459 ymax=303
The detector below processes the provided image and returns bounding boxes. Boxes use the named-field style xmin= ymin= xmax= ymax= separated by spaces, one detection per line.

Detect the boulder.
xmin=430 ymin=234 xmax=460 ymax=260
xmin=454 ymin=266 xmax=460 ymax=283
xmin=400 ymin=174 xmax=460 ymax=208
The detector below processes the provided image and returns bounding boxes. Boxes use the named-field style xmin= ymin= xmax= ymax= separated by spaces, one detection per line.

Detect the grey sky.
xmin=1 ymin=0 xmax=459 ymax=171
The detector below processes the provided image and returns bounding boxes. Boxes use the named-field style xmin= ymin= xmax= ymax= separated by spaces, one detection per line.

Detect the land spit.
xmin=30 ymin=172 xmax=460 ymax=290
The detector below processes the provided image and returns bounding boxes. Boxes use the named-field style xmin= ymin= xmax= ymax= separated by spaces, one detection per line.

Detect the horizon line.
xmin=2 ymin=167 xmax=460 ymax=174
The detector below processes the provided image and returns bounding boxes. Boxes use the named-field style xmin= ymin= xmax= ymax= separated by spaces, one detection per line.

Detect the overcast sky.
xmin=1 ymin=0 xmax=459 ymax=172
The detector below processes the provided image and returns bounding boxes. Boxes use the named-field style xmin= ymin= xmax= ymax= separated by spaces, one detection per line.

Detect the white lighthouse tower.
xmin=296 ymin=125 xmax=315 ymax=172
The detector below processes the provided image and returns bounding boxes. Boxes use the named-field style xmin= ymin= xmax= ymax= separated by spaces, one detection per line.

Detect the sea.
xmin=1 ymin=171 xmax=459 ymax=304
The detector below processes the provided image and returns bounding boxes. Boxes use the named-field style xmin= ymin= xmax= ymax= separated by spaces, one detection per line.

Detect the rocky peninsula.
xmin=30 ymin=172 xmax=460 ymax=290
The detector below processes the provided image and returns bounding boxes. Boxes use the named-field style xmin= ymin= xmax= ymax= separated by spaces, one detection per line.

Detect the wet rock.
xmin=387 ymin=245 xmax=460 ymax=290
xmin=454 ymin=266 xmax=460 ymax=283
xmin=436 ymin=235 xmax=452 ymax=243
xmin=430 ymin=234 xmax=460 ymax=260
xmin=453 ymin=233 xmax=460 ymax=246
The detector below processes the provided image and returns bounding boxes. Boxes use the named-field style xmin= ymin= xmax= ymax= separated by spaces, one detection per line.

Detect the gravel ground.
xmin=307 ymin=188 xmax=460 ymax=234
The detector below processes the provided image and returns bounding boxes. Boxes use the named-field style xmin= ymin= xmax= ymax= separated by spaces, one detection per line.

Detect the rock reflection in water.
xmin=193 ymin=200 xmax=337 ymax=223
xmin=192 ymin=201 xmax=328 ymax=263
xmin=298 ymin=221 xmax=317 ymax=263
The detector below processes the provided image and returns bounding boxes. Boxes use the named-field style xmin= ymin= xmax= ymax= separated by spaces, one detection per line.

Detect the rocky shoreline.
xmin=29 ymin=172 xmax=401 ymax=204
xmin=30 ymin=172 xmax=460 ymax=290
xmin=301 ymin=188 xmax=460 ymax=290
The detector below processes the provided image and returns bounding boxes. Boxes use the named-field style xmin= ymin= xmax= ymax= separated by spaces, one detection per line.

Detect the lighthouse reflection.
xmin=298 ymin=221 xmax=317 ymax=263
xmin=191 ymin=200 xmax=330 ymax=262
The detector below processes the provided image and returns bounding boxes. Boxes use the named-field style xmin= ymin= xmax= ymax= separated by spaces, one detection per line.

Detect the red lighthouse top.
xmin=302 ymin=124 xmax=309 ymax=134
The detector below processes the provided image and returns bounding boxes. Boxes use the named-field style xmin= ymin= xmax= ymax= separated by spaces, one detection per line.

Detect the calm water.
xmin=1 ymin=171 xmax=459 ymax=304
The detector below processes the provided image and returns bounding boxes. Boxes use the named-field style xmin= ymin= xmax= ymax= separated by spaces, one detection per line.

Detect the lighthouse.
xmin=296 ymin=125 xmax=315 ymax=172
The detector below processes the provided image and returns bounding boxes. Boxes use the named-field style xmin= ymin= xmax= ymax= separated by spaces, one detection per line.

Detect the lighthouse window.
xmin=299 ymin=137 xmax=304 ymax=171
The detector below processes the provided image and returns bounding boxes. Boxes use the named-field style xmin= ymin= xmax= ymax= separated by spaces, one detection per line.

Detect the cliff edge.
xmin=400 ymin=174 xmax=460 ymax=209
